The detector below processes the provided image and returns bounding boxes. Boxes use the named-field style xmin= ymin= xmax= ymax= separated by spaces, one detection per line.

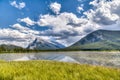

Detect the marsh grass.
xmin=0 ymin=60 xmax=119 ymax=80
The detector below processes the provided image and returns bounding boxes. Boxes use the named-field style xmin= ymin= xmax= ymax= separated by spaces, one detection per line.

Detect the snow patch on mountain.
xmin=27 ymin=38 xmax=65 ymax=50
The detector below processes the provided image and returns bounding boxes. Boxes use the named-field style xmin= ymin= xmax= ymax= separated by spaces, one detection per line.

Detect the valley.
xmin=1 ymin=0 xmax=120 ymax=80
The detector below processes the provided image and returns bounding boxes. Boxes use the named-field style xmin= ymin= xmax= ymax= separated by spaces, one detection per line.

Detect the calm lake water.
xmin=0 ymin=51 xmax=120 ymax=68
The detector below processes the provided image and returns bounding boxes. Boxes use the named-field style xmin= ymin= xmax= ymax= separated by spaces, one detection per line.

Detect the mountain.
xmin=0 ymin=44 xmax=23 ymax=52
xmin=27 ymin=38 xmax=65 ymax=50
xmin=67 ymin=30 xmax=120 ymax=50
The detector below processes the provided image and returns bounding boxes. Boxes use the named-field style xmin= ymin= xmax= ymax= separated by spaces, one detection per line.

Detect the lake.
xmin=0 ymin=51 xmax=120 ymax=68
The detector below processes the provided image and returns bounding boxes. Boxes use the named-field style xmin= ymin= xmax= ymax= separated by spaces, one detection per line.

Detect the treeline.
xmin=0 ymin=46 xmax=64 ymax=53
xmin=0 ymin=46 xmax=120 ymax=53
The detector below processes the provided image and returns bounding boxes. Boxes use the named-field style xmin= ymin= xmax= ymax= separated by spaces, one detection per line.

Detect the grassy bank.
xmin=1 ymin=49 xmax=120 ymax=54
xmin=0 ymin=61 xmax=119 ymax=80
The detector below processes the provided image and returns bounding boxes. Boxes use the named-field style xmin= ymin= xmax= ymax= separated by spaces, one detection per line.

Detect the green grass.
xmin=0 ymin=61 xmax=119 ymax=80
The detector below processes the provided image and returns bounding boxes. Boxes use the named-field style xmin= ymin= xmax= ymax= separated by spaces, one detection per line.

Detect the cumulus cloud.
xmin=3 ymin=0 xmax=120 ymax=47
xmin=0 ymin=23 xmax=41 ymax=47
xmin=36 ymin=0 xmax=120 ymax=46
xmin=0 ymin=28 xmax=33 ymax=47
xmin=12 ymin=23 xmax=39 ymax=35
xmin=50 ymin=2 xmax=61 ymax=14
xmin=88 ymin=0 xmax=120 ymax=25
xmin=18 ymin=17 xmax=36 ymax=26
xmin=10 ymin=1 xmax=26 ymax=9
xmin=37 ymin=12 xmax=100 ymax=46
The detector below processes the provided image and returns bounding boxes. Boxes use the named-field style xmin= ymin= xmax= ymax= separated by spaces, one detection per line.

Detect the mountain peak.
xmin=27 ymin=37 xmax=65 ymax=50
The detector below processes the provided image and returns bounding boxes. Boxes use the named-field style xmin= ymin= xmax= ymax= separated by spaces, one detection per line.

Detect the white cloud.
xmin=78 ymin=0 xmax=86 ymax=2
xmin=50 ymin=2 xmax=61 ymax=14
xmin=88 ymin=0 xmax=120 ymax=25
xmin=18 ymin=17 xmax=36 ymax=26
xmin=0 ymin=23 xmax=40 ymax=48
xmin=0 ymin=28 xmax=26 ymax=39
xmin=0 ymin=28 xmax=33 ymax=47
xmin=77 ymin=5 xmax=84 ymax=13
xmin=3 ymin=0 xmax=120 ymax=47
xmin=37 ymin=0 xmax=120 ymax=46
xmin=10 ymin=1 xmax=26 ymax=10
xmin=37 ymin=12 xmax=100 ymax=46
xmin=12 ymin=23 xmax=39 ymax=35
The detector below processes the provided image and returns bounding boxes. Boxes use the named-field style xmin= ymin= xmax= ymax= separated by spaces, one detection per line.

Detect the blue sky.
xmin=0 ymin=0 xmax=92 ymax=28
xmin=0 ymin=0 xmax=120 ymax=47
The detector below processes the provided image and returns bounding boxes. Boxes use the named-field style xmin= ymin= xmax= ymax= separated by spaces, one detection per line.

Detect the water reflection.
xmin=0 ymin=51 xmax=120 ymax=68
